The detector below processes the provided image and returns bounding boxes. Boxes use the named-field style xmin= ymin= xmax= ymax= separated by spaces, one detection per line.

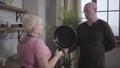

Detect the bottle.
xmin=6 ymin=21 xmax=10 ymax=27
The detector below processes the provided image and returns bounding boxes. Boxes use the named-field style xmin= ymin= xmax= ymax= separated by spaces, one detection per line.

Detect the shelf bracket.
xmin=18 ymin=30 xmax=24 ymax=42
xmin=16 ymin=12 xmax=22 ymax=22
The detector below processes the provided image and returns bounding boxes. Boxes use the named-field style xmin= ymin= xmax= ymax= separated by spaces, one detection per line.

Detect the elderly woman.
xmin=17 ymin=14 xmax=67 ymax=68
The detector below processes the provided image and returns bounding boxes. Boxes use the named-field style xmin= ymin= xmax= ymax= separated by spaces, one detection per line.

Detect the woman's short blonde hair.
xmin=20 ymin=13 xmax=43 ymax=31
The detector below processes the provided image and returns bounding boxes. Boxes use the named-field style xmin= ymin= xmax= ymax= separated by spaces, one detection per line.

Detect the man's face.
xmin=84 ymin=5 xmax=96 ymax=21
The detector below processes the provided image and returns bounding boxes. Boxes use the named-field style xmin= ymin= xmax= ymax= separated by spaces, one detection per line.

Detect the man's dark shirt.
xmin=77 ymin=19 xmax=115 ymax=68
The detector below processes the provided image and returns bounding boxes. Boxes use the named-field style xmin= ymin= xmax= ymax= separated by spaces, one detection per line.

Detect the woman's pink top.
xmin=17 ymin=37 xmax=51 ymax=68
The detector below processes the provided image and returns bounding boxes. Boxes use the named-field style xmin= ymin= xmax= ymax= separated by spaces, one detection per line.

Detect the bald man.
xmin=76 ymin=2 xmax=115 ymax=68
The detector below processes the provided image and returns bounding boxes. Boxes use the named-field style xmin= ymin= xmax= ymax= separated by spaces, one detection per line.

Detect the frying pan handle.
xmin=58 ymin=47 xmax=63 ymax=51
xmin=56 ymin=47 xmax=64 ymax=53
xmin=57 ymin=47 xmax=67 ymax=54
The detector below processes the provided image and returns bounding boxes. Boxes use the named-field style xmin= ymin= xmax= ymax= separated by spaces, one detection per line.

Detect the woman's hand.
xmin=55 ymin=49 xmax=63 ymax=57
xmin=62 ymin=48 xmax=68 ymax=54
xmin=55 ymin=48 xmax=68 ymax=57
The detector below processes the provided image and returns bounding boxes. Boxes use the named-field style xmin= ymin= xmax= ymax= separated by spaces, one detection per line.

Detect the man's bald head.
xmin=84 ymin=2 xmax=98 ymax=24
xmin=84 ymin=2 xmax=97 ymax=12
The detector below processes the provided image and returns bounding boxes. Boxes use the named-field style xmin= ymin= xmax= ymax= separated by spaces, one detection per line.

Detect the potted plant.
xmin=46 ymin=7 xmax=82 ymax=68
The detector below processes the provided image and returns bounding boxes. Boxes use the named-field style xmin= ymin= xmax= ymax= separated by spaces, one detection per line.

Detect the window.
xmin=81 ymin=0 xmax=120 ymax=37
xmin=97 ymin=0 xmax=119 ymax=36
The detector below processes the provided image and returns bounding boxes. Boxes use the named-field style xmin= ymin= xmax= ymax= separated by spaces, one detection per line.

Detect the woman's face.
xmin=37 ymin=23 xmax=44 ymax=35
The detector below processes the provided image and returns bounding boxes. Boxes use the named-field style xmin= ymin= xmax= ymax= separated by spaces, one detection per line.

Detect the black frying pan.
xmin=54 ymin=26 xmax=78 ymax=49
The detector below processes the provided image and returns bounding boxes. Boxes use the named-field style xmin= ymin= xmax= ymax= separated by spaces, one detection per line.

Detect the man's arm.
xmin=104 ymin=23 xmax=116 ymax=52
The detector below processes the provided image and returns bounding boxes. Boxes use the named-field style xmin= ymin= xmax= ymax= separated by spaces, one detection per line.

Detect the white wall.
xmin=23 ymin=0 xmax=39 ymax=15
xmin=23 ymin=0 xmax=57 ymax=50
xmin=23 ymin=0 xmax=46 ymax=41
xmin=0 ymin=0 xmax=22 ymax=58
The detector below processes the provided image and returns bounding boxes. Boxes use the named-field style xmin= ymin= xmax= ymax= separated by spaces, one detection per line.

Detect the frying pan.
xmin=54 ymin=26 xmax=78 ymax=49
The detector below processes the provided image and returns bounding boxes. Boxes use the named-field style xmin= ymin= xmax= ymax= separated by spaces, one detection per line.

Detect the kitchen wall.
xmin=23 ymin=0 xmax=46 ymax=41
xmin=23 ymin=0 xmax=57 ymax=52
xmin=0 ymin=0 xmax=55 ymax=65
xmin=0 ymin=0 xmax=56 ymax=64
xmin=0 ymin=0 xmax=22 ymax=58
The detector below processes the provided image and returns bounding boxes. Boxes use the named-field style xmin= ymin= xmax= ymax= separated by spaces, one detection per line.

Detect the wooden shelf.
xmin=0 ymin=4 xmax=27 ymax=13
xmin=0 ymin=1 xmax=26 ymax=41
xmin=0 ymin=27 xmax=23 ymax=31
